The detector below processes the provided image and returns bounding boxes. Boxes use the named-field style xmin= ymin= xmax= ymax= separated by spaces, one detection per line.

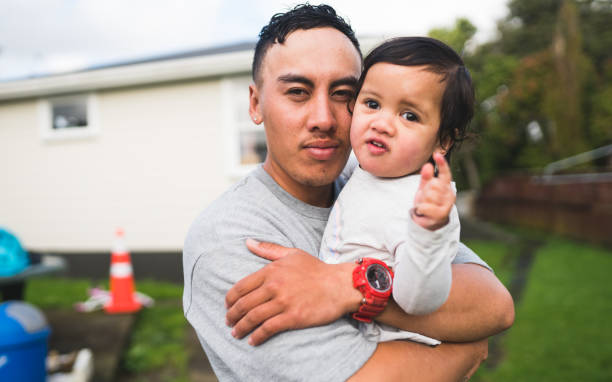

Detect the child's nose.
xmin=370 ymin=115 xmax=395 ymax=136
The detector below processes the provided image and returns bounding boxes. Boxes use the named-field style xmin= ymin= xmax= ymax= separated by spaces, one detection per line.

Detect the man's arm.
xmin=349 ymin=339 xmax=488 ymax=382
xmin=226 ymin=239 xmax=514 ymax=345
xmin=378 ymin=263 xmax=515 ymax=342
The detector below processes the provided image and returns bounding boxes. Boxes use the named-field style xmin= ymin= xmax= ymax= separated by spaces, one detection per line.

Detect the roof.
xmin=0 ymin=41 xmax=257 ymax=101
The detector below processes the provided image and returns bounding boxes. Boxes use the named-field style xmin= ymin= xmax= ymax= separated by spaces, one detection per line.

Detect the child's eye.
xmin=365 ymin=99 xmax=379 ymax=109
xmin=401 ymin=111 xmax=418 ymax=122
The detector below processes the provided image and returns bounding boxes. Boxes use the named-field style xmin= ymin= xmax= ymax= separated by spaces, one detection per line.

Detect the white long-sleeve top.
xmin=319 ymin=166 xmax=459 ymax=344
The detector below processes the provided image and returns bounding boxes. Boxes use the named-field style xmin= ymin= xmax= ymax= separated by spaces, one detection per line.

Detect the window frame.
xmin=38 ymin=93 xmax=100 ymax=141
xmin=221 ymin=76 xmax=267 ymax=177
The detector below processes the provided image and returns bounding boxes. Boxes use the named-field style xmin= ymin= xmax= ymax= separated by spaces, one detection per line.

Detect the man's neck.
xmin=263 ymin=161 xmax=335 ymax=208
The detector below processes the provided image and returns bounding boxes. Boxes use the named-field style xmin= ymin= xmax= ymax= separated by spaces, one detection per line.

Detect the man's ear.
xmin=249 ymin=84 xmax=262 ymax=125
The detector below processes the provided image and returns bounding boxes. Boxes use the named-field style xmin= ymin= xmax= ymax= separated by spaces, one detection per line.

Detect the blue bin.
xmin=0 ymin=301 xmax=50 ymax=381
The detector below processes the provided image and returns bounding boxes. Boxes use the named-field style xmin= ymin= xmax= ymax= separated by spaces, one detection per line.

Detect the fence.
xmin=475 ymin=174 xmax=612 ymax=246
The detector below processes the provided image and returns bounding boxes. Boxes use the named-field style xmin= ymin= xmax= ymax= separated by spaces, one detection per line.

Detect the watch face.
xmin=366 ymin=263 xmax=391 ymax=292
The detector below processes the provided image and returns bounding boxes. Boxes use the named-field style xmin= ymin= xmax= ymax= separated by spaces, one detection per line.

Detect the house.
xmin=0 ymin=38 xmax=380 ymax=253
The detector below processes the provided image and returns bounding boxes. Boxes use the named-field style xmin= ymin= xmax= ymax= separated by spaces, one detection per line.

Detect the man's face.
xmin=249 ymin=27 xmax=361 ymax=205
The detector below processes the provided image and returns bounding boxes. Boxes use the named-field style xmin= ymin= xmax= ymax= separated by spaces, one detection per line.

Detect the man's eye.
xmin=401 ymin=111 xmax=418 ymax=122
xmin=365 ymin=100 xmax=379 ymax=109
xmin=287 ymin=88 xmax=307 ymax=96
xmin=333 ymin=89 xmax=355 ymax=100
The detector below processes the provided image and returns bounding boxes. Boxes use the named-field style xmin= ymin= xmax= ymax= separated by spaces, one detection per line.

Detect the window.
xmin=38 ymin=94 xmax=99 ymax=140
xmin=222 ymin=76 xmax=267 ymax=176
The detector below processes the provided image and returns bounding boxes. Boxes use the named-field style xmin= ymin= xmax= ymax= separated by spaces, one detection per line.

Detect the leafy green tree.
xmin=546 ymin=0 xmax=590 ymax=157
xmin=497 ymin=0 xmax=562 ymax=56
xmin=428 ymin=0 xmax=611 ymax=188
xmin=429 ymin=18 xmax=476 ymax=55
xmin=588 ymin=60 xmax=612 ymax=145
xmin=472 ymin=0 xmax=609 ymax=186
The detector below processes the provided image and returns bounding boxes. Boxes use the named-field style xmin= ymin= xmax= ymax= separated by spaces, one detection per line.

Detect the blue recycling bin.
xmin=0 ymin=301 xmax=50 ymax=381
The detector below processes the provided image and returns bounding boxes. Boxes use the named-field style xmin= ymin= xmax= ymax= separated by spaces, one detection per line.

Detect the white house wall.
xmin=0 ymin=79 xmax=237 ymax=252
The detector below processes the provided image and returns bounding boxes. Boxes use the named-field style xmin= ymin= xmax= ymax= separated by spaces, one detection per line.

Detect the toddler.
xmin=319 ymin=36 xmax=474 ymax=344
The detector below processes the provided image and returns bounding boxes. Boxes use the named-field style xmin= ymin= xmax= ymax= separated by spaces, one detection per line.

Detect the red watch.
xmin=352 ymin=258 xmax=394 ymax=323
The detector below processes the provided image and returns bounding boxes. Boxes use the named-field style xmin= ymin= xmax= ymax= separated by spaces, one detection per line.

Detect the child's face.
xmin=350 ymin=63 xmax=447 ymax=178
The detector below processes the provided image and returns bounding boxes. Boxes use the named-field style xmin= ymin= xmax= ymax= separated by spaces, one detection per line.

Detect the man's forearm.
xmin=377 ymin=263 xmax=515 ymax=342
xmin=349 ymin=339 xmax=488 ymax=381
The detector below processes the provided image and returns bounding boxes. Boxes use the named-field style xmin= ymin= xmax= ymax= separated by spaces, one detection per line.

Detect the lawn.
xmin=469 ymin=236 xmax=612 ymax=381
xmin=24 ymin=277 xmax=190 ymax=382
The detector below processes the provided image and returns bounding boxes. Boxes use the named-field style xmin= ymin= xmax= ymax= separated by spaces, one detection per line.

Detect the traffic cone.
xmin=104 ymin=228 xmax=141 ymax=314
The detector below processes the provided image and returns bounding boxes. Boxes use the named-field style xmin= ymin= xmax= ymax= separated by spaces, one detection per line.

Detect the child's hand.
xmin=412 ymin=152 xmax=456 ymax=231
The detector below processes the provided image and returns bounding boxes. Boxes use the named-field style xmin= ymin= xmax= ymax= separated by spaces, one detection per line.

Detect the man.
xmin=184 ymin=4 xmax=514 ymax=381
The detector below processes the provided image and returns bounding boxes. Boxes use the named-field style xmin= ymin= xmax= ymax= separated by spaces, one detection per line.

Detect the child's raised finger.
xmin=433 ymin=153 xmax=452 ymax=183
xmin=418 ymin=162 xmax=434 ymax=192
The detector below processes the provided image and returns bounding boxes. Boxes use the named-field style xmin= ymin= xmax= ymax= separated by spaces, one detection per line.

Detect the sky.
xmin=0 ymin=0 xmax=510 ymax=82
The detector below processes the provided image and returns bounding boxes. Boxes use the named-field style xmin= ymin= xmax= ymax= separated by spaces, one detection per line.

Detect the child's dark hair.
xmin=252 ymin=3 xmax=362 ymax=84
xmin=357 ymin=37 xmax=474 ymax=159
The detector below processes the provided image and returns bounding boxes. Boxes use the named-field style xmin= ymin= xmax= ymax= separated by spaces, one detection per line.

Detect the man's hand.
xmin=225 ymin=239 xmax=361 ymax=346
xmin=412 ymin=152 xmax=456 ymax=231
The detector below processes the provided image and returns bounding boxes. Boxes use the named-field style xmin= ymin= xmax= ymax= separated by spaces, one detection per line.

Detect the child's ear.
xmin=249 ymin=84 xmax=262 ymax=124
xmin=435 ymin=137 xmax=453 ymax=157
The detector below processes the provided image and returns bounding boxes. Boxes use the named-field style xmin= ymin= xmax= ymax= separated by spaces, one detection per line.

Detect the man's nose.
xmin=307 ymin=93 xmax=336 ymax=132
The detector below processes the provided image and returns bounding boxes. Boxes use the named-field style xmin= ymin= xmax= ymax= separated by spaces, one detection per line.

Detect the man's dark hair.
xmin=252 ymin=3 xmax=362 ymax=84
xmin=357 ymin=37 xmax=474 ymax=159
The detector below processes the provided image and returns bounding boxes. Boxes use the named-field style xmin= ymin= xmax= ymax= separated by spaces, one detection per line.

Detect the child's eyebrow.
xmin=358 ymin=89 xmax=382 ymax=98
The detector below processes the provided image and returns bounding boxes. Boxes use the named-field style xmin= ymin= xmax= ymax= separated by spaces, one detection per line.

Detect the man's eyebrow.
xmin=330 ymin=76 xmax=359 ymax=89
xmin=277 ymin=74 xmax=314 ymax=88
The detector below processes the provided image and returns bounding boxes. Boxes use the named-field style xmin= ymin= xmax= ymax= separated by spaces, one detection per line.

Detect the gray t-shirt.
xmin=183 ymin=165 xmax=489 ymax=381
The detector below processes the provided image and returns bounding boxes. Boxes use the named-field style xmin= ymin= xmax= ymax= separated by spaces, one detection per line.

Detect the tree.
xmin=429 ymin=18 xmax=476 ymax=55
xmin=428 ymin=0 xmax=611 ymax=188
xmin=547 ymin=0 xmax=590 ymax=157
xmin=470 ymin=0 xmax=610 ymax=185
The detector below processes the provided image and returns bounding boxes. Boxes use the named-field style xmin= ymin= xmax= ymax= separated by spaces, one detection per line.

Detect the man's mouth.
xmin=303 ymin=140 xmax=341 ymax=160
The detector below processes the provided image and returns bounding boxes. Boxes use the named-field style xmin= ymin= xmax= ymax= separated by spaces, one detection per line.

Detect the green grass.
xmin=120 ymin=280 xmax=188 ymax=379
xmin=474 ymin=237 xmax=612 ymax=381
xmin=464 ymin=239 xmax=516 ymax=288
xmin=25 ymin=277 xmax=97 ymax=309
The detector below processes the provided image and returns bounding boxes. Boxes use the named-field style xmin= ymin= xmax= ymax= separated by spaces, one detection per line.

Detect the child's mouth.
xmin=367 ymin=139 xmax=388 ymax=153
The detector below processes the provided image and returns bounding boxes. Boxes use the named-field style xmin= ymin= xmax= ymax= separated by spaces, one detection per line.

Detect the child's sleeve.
xmin=390 ymin=205 xmax=459 ymax=315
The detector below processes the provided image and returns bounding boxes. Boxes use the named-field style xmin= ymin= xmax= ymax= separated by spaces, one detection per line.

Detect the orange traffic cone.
xmin=104 ymin=228 xmax=141 ymax=314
